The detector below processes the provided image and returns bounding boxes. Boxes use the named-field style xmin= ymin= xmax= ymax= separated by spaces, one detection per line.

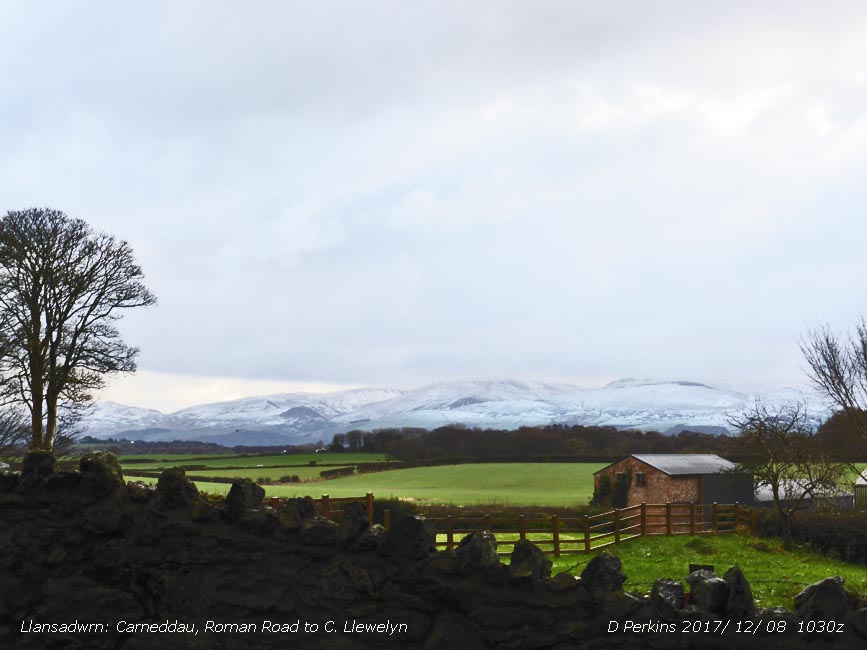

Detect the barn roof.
xmin=594 ymin=454 xmax=737 ymax=476
xmin=632 ymin=454 xmax=736 ymax=475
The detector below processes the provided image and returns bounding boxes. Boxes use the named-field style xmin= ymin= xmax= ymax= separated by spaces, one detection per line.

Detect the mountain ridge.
xmin=82 ymin=378 xmax=831 ymax=446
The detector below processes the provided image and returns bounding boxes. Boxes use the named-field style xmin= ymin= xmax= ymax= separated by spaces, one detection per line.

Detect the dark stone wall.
xmin=1 ymin=454 xmax=866 ymax=650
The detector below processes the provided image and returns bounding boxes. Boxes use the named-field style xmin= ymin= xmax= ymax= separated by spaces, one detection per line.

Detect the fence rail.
xmin=418 ymin=502 xmax=756 ymax=557
xmin=261 ymin=495 xmax=755 ymax=558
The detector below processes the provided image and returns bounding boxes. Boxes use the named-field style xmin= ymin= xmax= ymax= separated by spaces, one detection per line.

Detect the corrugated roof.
xmin=631 ymin=454 xmax=736 ymax=475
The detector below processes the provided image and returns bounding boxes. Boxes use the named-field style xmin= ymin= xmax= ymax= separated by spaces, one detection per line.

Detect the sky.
xmin=2 ymin=2 xmax=867 ymax=412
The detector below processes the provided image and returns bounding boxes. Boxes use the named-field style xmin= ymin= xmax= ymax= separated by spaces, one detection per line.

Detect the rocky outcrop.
xmin=1 ymin=452 xmax=866 ymax=649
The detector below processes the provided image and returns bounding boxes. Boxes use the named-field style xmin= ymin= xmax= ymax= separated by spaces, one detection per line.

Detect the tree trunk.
xmin=44 ymin=393 xmax=58 ymax=451
xmin=29 ymin=355 xmax=44 ymax=450
xmin=780 ymin=511 xmax=793 ymax=550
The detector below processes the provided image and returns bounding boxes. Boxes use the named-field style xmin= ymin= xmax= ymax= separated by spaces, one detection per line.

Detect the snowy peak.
xmin=81 ymin=378 xmax=831 ymax=445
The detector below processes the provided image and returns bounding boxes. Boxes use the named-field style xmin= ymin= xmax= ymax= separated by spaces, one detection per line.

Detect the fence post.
xmin=712 ymin=502 xmax=718 ymax=533
xmin=519 ymin=515 xmax=526 ymax=541
xmin=383 ymin=509 xmax=391 ymax=531
xmin=666 ymin=502 xmax=672 ymax=536
xmin=640 ymin=503 xmax=646 ymax=536
xmin=366 ymin=493 xmax=374 ymax=524
xmin=321 ymin=494 xmax=330 ymax=519
xmin=751 ymin=508 xmax=756 ymax=535
xmin=552 ymin=515 xmax=560 ymax=558
xmin=690 ymin=503 xmax=695 ymax=535
xmin=447 ymin=515 xmax=454 ymax=550
xmin=734 ymin=502 xmax=740 ymax=531
xmin=614 ymin=508 xmax=621 ymax=544
xmin=484 ymin=513 xmax=492 ymax=532
xmin=583 ymin=515 xmax=590 ymax=553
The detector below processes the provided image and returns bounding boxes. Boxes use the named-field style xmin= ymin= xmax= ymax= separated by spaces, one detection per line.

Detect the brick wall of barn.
xmin=594 ymin=458 xmax=702 ymax=507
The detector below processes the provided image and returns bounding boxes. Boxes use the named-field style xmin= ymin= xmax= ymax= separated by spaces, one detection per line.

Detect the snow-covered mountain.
xmin=81 ymin=378 xmax=832 ymax=446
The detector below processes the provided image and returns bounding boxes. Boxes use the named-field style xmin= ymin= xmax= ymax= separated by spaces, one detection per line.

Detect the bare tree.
xmin=729 ymin=399 xmax=845 ymax=548
xmin=0 ymin=409 xmax=28 ymax=461
xmin=801 ymin=321 xmax=867 ymax=447
xmin=0 ymin=208 xmax=156 ymax=451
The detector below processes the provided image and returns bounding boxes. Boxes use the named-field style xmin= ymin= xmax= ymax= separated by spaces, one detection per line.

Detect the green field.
xmin=130 ymin=462 xmax=605 ymax=505
xmin=548 ymin=533 xmax=867 ymax=608
xmin=299 ymin=463 xmax=606 ymax=506
xmin=119 ymin=452 xmax=391 ymax=471
xmin=183 ymin=466 xmax=350 ymax=482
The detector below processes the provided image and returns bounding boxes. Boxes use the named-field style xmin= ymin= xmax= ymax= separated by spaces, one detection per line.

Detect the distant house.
xmin=593 ymin=454 xmax=754 ymax=508
xmin=756 ymin=480 xmax=853 ymax=511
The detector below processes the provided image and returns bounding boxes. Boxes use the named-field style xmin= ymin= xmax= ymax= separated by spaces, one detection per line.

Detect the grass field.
xmin=225 ymin=463 xmax=606 ymax=506
xmin=130 ymin=462 xmax=606 ymax=505
xmin=546 ymin=533 xmax=867 ymax=608
xmin=183 ymin=466 xmax=351 ymax=482
xmin=297 ymin=463 xmax=606 ymax=506
xmin=119 ymin=452 xmax=392 ymax=470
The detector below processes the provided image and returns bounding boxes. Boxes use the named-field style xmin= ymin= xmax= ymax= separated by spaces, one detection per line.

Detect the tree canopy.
xmin=0 ymin=208 xmax=156 ymax=451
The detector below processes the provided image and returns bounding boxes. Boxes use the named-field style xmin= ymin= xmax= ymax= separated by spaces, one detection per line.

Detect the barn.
xmin=593 ymin=454 xmax=754 ymax=508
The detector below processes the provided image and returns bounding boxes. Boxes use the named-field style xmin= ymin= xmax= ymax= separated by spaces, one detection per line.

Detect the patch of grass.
xmin=546 ymin=533 xmax=867 ymax=609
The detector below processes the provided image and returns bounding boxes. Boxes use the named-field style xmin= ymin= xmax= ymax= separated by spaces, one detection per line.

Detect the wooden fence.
xmin=418 ymin=502 xmax=757 ymax=557
xmin=260 ymin=496 xmax=756 ymax=558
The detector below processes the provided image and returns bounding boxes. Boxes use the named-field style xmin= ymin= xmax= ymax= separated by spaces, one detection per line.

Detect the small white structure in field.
xmin=855 ymin=474 xmax=867 ymax=510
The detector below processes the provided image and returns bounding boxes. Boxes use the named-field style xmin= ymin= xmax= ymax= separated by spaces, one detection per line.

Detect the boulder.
xmin=794 ymin=576 xmax=851 ymax=621
xmin=353 ymin=523 xmax=386 ymax=551
xmin=79 ymin=452 xmax=125 ymax=498
xmin=299 ymin=516 xmax=339 ymax=546
xmin=453 ymin=531 xmax=500 ymax=575
xmin=378 ymin=515 xmax=436 ymax=560
xmin=724 ymin=565 xmax=756 ymax=619
xmin=847 ymin=607 xmax=867 ymax=638
xmin=126 ymin=480 xmax=156 ymax=503
xmin=44 ymin=471 xmax=82 ymax=491
xmin=17 ymin=450 xmax=55 ymax=491
xmin=278 ymin=497 xmax=315 ymax=529
xmin=337 ymin=501 xmax=370 ymax=543
xmin=509 ymin=539 xmax=552 ymax=581
xmin=79 ymin=505 xmax=130 ymax=535
xmin=424 ymin=612 xmax=485 ymax=650
xmin=225 ymin=479 xmax=265 ymax=522
xmin=547 ymin=572 xmax=580 ymax=592
xmin=155 ymin=468 xmax=199 ymax=509
xmin=651 ymin=579 xmax=683 ymax=616
xmin=686 ymin=569 xmax=729 ymax=615
xmin=580 ymin=552 xmax=626 ymax=600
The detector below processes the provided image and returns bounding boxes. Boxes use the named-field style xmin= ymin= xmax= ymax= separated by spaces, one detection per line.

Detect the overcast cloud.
xmin=2 ymin=2 xmax=867 ymax=411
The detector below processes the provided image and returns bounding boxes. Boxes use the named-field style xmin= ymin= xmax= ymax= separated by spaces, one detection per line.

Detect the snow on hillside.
xmin=168 ymin=387 xmax=405 ymax=427
xmin=81 ymin=379 xmax=832 ymax=444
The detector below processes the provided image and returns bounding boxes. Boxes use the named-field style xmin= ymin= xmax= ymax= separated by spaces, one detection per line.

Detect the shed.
xmin=593 ymin=454 xmax=753 ymax=508
xmin=855 ymin=474 xmax=867 ymax=510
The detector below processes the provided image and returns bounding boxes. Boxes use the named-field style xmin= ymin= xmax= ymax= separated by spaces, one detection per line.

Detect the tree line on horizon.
xmin=324 ymin=413 xmax=866 ymax=464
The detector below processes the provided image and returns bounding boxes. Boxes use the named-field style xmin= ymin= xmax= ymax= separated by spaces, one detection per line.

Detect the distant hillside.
xmin=81 ymin=378 xmax=830 ymax=447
